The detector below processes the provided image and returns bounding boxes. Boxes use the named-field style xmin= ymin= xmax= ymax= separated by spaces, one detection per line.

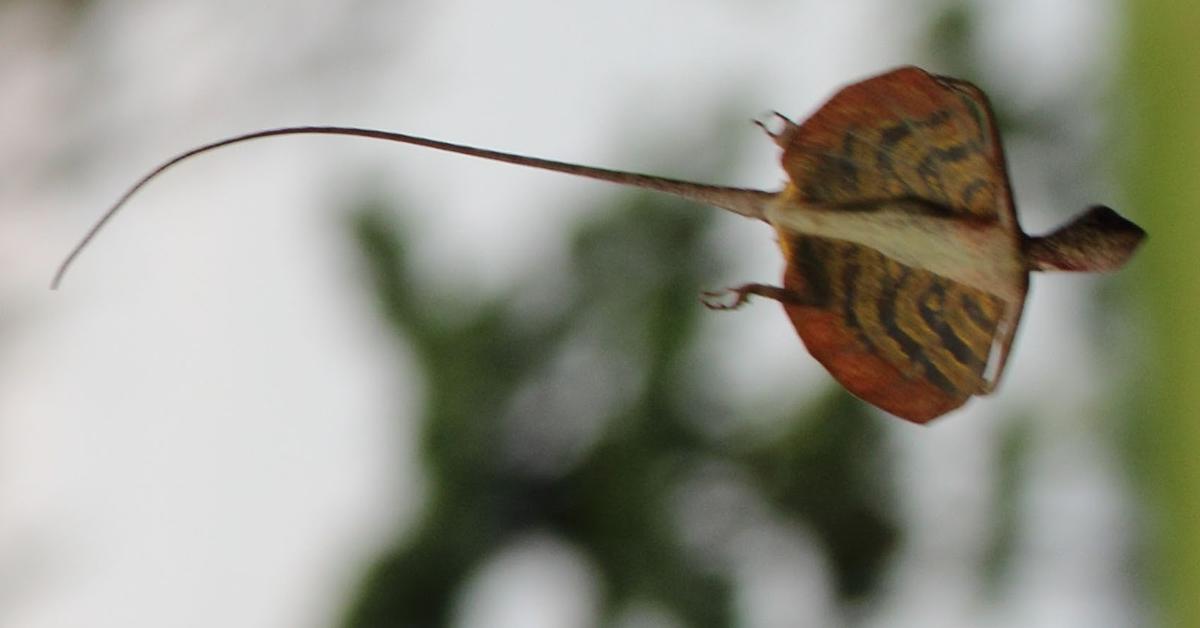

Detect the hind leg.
xmin=701 ymin=283 xmax=812 ymax=310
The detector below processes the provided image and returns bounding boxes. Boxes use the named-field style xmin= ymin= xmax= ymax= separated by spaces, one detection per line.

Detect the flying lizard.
xmin=53 ymin=66 xmax=1145 ymax=422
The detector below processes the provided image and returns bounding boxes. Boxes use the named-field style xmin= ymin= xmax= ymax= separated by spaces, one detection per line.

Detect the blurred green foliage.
xmin=339 ymin=189 xmax=900 ymax=627
xmin=1125 ymin=3 xmax=1200 ymax=628
xmin=3 ymin=0 xmax=1158 ymax=625
xmin=328 ymin=3 xmax=1154 ymax=626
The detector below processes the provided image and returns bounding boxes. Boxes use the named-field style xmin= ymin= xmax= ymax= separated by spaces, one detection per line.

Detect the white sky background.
xmin=0 ymin=1 xmax=1139 ymax=627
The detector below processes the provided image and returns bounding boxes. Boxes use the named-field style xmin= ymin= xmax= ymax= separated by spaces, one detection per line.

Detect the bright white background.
xmin=0 ymin=1 xmax=1138 ymax=627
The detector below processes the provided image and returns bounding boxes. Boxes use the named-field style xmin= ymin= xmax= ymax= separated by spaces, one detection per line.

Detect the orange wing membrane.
xmin=56 ymin=65 xmax=1144 ymax=423
xmin=778 ymin=235 xmax=1011 ymax=421
xmin=772 ymin=67 xmax=1028 ymax=422
xmin=780 ymin=67 xmax=1015 ymax=224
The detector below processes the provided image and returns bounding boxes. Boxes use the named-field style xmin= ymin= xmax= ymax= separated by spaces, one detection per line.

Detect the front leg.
xmin=701 ymin=282 xmax=810 ymax=311
xmin=753 ymin=111 xmax=799 ymax=150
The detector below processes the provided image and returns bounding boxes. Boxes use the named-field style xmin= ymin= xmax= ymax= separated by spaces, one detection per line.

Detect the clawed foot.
xmin=753 ymin=111 xmax=797 ymax=148
xmin=701 ymin=286 xmax=755 ymax=311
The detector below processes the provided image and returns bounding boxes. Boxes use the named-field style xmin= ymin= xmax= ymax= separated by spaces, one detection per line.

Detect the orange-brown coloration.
xmin=54 ymin=66 xmax=1145 ymax=423
xmin=780 ymin=68 xmax=1014 ymax=224
xmin=766 ymin=67 xmax=1028 ymax=422
xmin=778 ymin=237 xmax=967 ymax=423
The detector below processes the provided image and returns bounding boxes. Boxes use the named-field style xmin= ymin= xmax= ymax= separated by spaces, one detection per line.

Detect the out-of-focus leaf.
xmin=1124 ymin=3 xmax=1200 ymax=627
xmin=736 ymin=388 xmax=898 ymax=599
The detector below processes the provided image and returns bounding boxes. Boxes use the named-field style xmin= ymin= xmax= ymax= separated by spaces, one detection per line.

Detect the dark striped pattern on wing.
xmin=781 ymin=67 xmax=1015 ymax=227
xmin=780 ymin=235 xmax=1007 ymax=420
xmin=766 ymin=66 xmax=1031 ymax=421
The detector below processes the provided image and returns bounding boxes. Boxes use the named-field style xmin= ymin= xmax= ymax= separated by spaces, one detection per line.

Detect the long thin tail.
xmin=52 ymin=126 xmax=776 ymax=288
